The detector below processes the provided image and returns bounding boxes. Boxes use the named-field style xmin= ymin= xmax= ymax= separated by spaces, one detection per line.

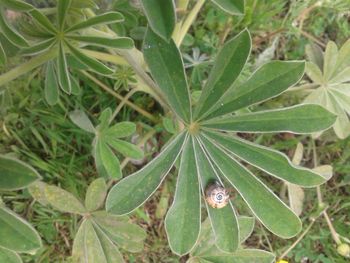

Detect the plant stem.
xmin=0 ymin=49 xmax=56 ymax=90
xmin=80 ymin=70 xmax=158 ymax=123
xmin=109 ymin=88 xmax=139 ymax=124
xmin=174 ymin=0 xmax=206 ymax=46
xmin=81 ymin=49 xmax=128 ymax=66
xmin=279 ymin=218 xmax=317 ymax=260
xmin=311 ymin=138 xmax=341 ymax=245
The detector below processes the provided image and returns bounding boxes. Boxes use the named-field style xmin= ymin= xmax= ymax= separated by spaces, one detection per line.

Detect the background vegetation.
xmin=0 ymin=0 xmax=349 ymax=262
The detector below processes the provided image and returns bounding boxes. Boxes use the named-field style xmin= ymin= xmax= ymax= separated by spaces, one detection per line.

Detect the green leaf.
xmin=203 ymin=131 xmax=329 ymax=187
xmin=45 ymin=60 xmax=60 ymax=105
xmin=42 ymin=184 xmax=86 ymax=214
xmin=0 ymin=207 xmax=42 ymax=252
xmin=29 ymin=9 xmax=57 ymax=34
xmin=0 ymin=0 xmax=33 ymax=11
xmin=0 ymin=12 xmax=28 ymax=47
xmin=238 ymin=216 xmax=255 ymax=243
xmin=70 ymin=76 xmax=81 ymax=95
xmin=144 ymin=28 xmax=191 ymax=123
xmin=69 ymin=110 xmax=95 ymax=133
xmin=165 ymin=137 xmax=201 ymax=256
xmin=106 ymin=132 xmax=187 ymax=215
xmin=195 ymin=29 xmax=251 ymax=120
xmin=192 ymin=138 xmax=239 ymax=253
xmin=65 ymin=41 xmax=114 ymax=75
xmin=0 ymin=155 xmax=40 ymax=190
xmin=0 ymin=247 xmax=21 ymax=263
xmin=205 ymin=61 xmax=305 ymax=120
xmin=203 ymin=104 xmax=336 ymax=134
xmin=305 ymin=61 xmax=323 ymax=84
xmin=211 ymin=0 xmax=245 ymax=15
xmin=140 ymin=0 xmax=175 ymax=40
xmin=66 ymin=35 xmax=134 ymax=49
xmin=305 ymin=43 xmax=323 ymax=69
xmin=66 ymin=12 xmax=124 ymax=33
xmin=0 ymin=40 xmax=6 ymax=65
xmin=97 ymin=140 xmax=121 ymax=179
xmin=72 ymin=219 xmax=123 ymax=263
xmin=107 ymin=139 xmax=144 ymax=159
xmin=104 ymin=122 xmax=136 ymax=138
xmin=93 ymin=213 xmax=146 ymax=253
xmin=199 ymin=135 xmax=302 ymax=238
xmin=335 ymin=39 xmax=350 ymax=73
xmin=57 ymin=0 xmax=71 ymax=29
xmin=57 ymin=43 xmax=71 ymax=94
xmin=323 ymin=41 xmax=338 ymax=81
xmin=21 ymin=38 xmax=56 ymax=56
xmin=202 ymin=249 xmax=275 ymax=263
xmin=98 ymin=108 xmax=112 ymax=131
xmin=85 ymin=178 xmax=107 ymax=212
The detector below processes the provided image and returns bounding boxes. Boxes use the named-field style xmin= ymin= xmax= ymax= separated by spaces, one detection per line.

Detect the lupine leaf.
xmin=195 ymin=29 xmax=251 ymax=120
xmin=57 ymin=43 xmax=71 ymax=93
xmin=165 ymin=136 xmax=201 ymax=256
xmin=107 ymin=139 xmax=144 ymax=159
xmin=65 ymin=41 xmax=114 ymax=75
xmin=21 ymin=38 xmax=56 ymax=56
xmin=0 ymin=40 xmax=6 ymax=65
xmin=104 ymin=122 xmax=136 ymax=138
xmin=140 ymin=0 xmax=175 ymax=40
xmin=201 ymin=249 xmax=275 ymax=263
xmin=192 ymin=137 xmax=239 ymax=253
xmin=42 ymin=184 xmax=86 ymax=214
xmin=57 ymin=0 xmax=71 ymax=29
xmin=203 ymin=104 xmax=336 ymax=134
xmin=323 ymin=41 xmax=338 ymax=81
xmin=238 ymin=216 xmax=255 ymax=243
xmin=66 ymin=12 xmax=124 ymax=33
xmin=205 ymin=61 xmax=305 ymax=120
xmin=106 ymin=132 xmax=187 ymax=215
xmin=0 ymin=155 xmax=40 ymax=190
xmin=66 ymin=35 xmax=134 ymax=49
xmin=203 ymin=131 xmax=329 ymax=187
xmin=0 ymin=13 xmax=28 ymax=47
xmin=144 ymin=28 xmax=191 ymax=123
xmin=97 ymin=140 xmax=121 ymax=179
xmin=69 ymin=110 xmax=95 ymax=133
xmin=29 ymin=9 xmax=57 ymax=34
xmin=45 ymin=60 xmax=60 ymax=105
xmin=200 ymin=135 xmax=301 ymax=238
xmin=0 ymin=247 xmax=22 ymax=263
xmin=211 ymin=0 xmax=245 ymax=15
xmin=0 ymin=0 xmax=33 ymax=11
xmin=0 ymin=207 xmax=42 ymax=252
xmin=85 ymin=178 xmax=107 ymax=212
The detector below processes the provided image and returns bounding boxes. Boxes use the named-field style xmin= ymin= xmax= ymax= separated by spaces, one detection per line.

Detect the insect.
xmin=205 ymin=181 xmax=230 ymax=209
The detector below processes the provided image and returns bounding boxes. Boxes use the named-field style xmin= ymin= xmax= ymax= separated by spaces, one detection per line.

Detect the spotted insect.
xmin=205 ymin=182 xmax=230 ymax=209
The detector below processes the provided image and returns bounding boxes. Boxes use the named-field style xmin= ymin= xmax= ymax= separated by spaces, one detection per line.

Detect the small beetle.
xmin=205 ymin=181 xmax=230 ymax=209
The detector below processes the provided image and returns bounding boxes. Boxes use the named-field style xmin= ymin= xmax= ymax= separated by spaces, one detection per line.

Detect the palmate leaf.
xmin=106 ymin=27 xmax=336 ymax=256
xmin=45 ymin=60 xmax=60 ymax=105
xmin=57 ymin=0 xmax=71 ymax=29
xmin=66 ymin=35 xmax=134 ymax=49
xmin=140 ymin=0 xmax=176 ymax=41
xmin=0 ymin=11 xmax=28 ymax=47
xmin=30 ymin=180 xmax=145 ymax=263
xmin=0 ymin=0 xmax=33 ymax=12
xmin=0 ymin=40 xmax=6 ymax=65
xmin=302 ymin=41 xmax=350 ymax=139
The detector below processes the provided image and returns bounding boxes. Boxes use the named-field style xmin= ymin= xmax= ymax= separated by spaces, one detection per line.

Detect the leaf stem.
xmin=80 ymin=70 xmax=158 ymax=123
